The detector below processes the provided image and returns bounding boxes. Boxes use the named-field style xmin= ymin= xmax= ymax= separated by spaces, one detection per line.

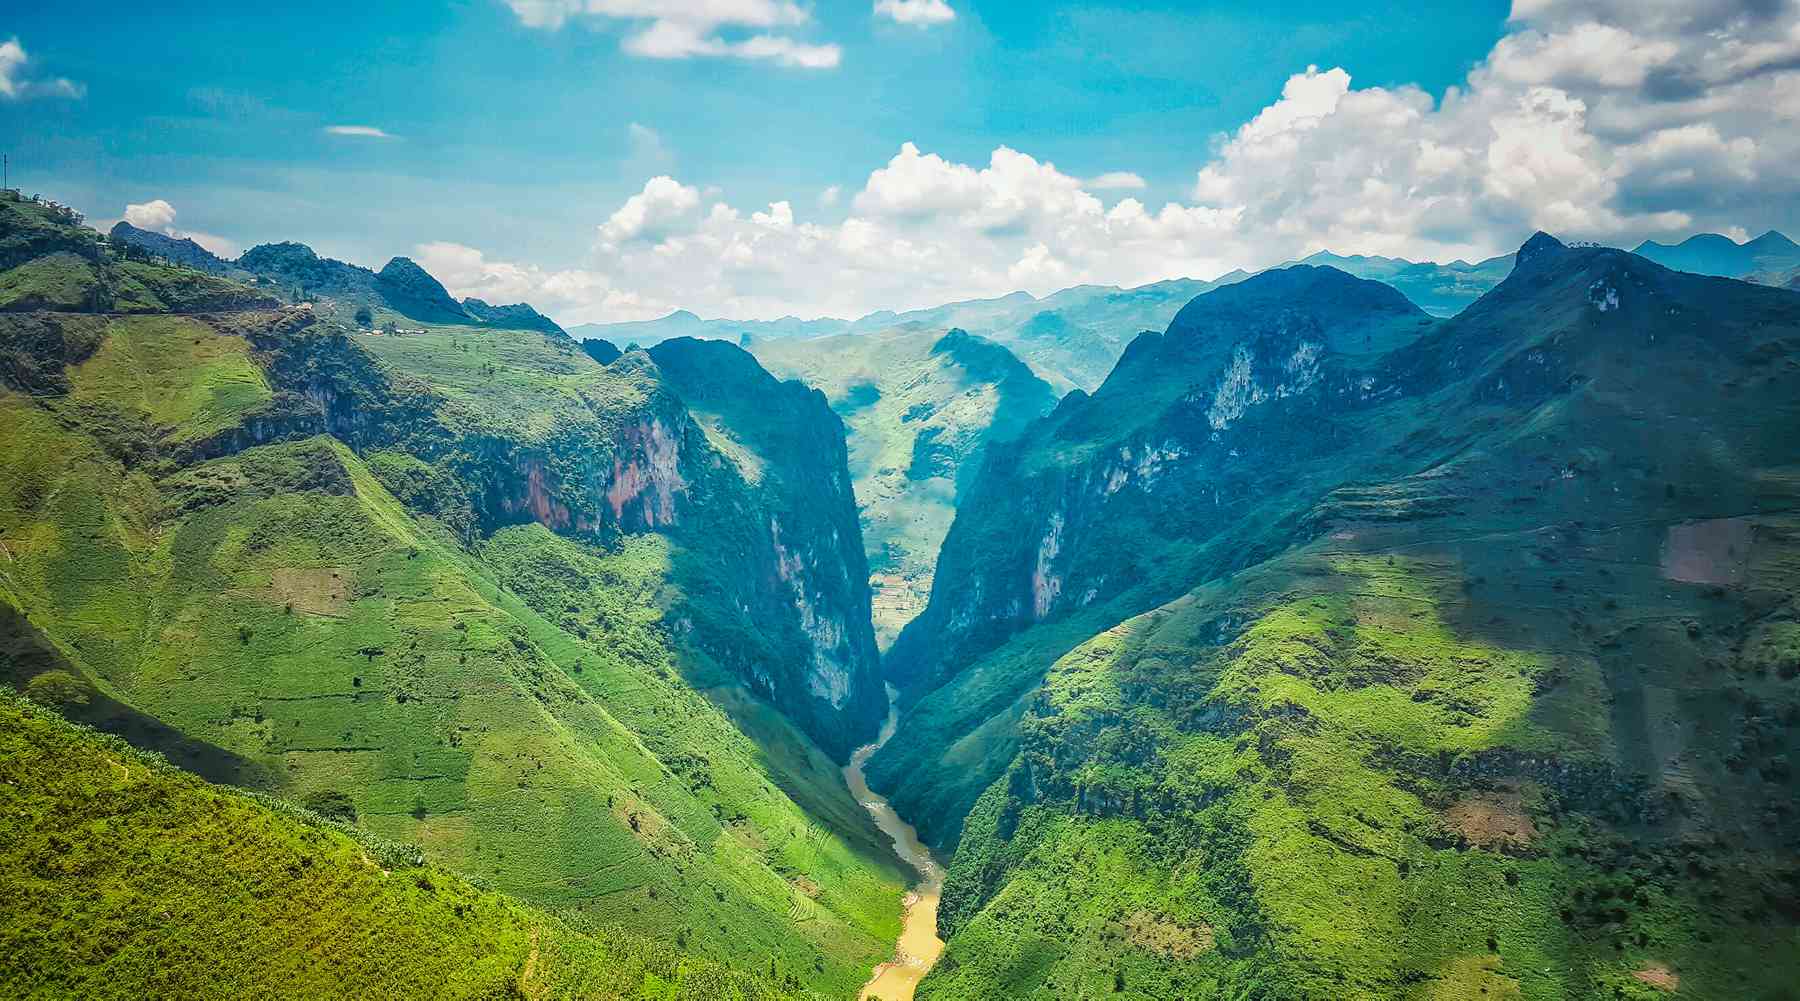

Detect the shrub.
xmin=303 ymin=789 xmax=359 ymax=823
xmin=25 ymin=670 xmax=92 ymax=709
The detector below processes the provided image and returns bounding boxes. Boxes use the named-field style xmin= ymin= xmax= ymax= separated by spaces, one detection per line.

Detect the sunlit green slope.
xmin=877 ymin=236 xmax=1800 ymax=998
xmin=0 ymin=691 xmax=820 ymax=1000
xmin=0 ymin=199 xmax=904 ymax=997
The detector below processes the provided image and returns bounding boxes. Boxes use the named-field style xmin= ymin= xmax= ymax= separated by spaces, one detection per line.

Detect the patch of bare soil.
xmin=790 ymin=875 xmax=821 ymax=898
xmin=1120 ymin=910 xmax=1215 ymax=960
xmin=1661 ymin=517 xmax=1754 ymax=585
xmin=269 ymin=566 xmax=353 ymax=616
xmin=1444 ymin=788 xmax=1538 ymax=850
xmin=1632 ymin=962 xmax=1680 ymax=992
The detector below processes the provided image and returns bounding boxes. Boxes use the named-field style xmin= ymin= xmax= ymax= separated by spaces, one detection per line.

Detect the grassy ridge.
xmin=0 ymin=691 xmax=819 ymax=1000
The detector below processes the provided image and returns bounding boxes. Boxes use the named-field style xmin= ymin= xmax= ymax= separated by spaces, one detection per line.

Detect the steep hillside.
xmin=0 ymin=692 xmax=819 ymax=1000
xmin=875 ymin=266 xmax=1438 ymax=843
xmin=754 ymin=327 xmax=1057 ymax=646
xmin=870 ymin=235 xmax=1800 ymax=998
xmin=1633 ymin=231 xmax=1800 ymax=281
xmin=0 ymin=204 xmax=904 ymax=996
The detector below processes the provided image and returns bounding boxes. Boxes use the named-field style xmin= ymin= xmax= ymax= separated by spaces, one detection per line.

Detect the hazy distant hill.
xmin=1632 ymin=230 xmax=1800 ymax=279
xmin=1296 ymin=249 xmax=1513 ymax=316
xmin=571 ymin=251 xmax=1522 ymax=394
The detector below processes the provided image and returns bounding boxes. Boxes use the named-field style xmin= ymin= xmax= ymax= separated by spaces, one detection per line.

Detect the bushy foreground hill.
xmin=871 ymin=235 xmax=1800 ymax=998
xmin=754 ymin=327 xmax=1058 ymax=646
xmin=0 ymin=692 xmax=819 ymax=1000
xmin=0 ymin=200 xmax=904 ymax=996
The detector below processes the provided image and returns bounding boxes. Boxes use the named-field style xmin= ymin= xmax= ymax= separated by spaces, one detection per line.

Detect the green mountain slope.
xmin=754 ymin=327 xmax=1058 ymax=646
xmin=0 ymin=203 xmax=905 ymax=996
xmin=870 ymin=236 xmax=1800 ymax=997
xmin=0 ymin=691 xmax=819 ymax=1000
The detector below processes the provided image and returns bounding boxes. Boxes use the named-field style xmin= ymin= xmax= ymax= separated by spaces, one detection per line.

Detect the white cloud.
xmin=1086 ymin=171 xmax=1147 ymax=191
xmin=599 ymin=176 xmax=703 ymax=246
xmin=124 ymin=199 xmax=178 ymax=232
xmin=506 ymin=0 xmax=840 ymax=68
xmin=875 ymin=0 xmax=956 ymax=26
xmin=413 ymin=240 xmax=626 ymax=316
xmin=324 ymin=125 xmax=394 ymax=138
xmin=819 ymin=185 xmax=842 ymax=206
xmin=444 ymin=0 xmax=1800 ymax=325
xmin=117 ymin=199 xmax=242 ymax=259
xmin=0 ymin=37 xmax=84 ymax=101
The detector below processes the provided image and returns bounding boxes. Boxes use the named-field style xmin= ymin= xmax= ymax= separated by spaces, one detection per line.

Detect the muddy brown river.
xmin=843 ymin=686 xmax=945 ymax=1001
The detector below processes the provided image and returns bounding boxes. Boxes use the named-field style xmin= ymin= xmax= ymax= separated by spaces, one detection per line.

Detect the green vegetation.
xmin=0 ymin=691 xmax=822 ymax=1000
xmin=877 ymin=237 xmax=1800 ymax=997
xmin=0 ymin=201 xmax=904 ymax=997
xmin=0 ymin=192 xmax=276 ymax=314
xmin=754 ymin=327 xmax=1056 ymax=646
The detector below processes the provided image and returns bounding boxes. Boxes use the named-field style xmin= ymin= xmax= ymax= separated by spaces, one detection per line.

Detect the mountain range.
xmin=1632 ymin=230 xmax=1800 ymax=283
xmin=4 ymin=187 xmax=1799 ymax=1000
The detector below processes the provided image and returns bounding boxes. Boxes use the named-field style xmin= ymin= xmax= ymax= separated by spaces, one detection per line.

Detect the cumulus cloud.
xmin=1086 ymin=171 xmax=1148 ymax=191
xmin=123 ymin=199 xmax=177 ymax=232
xmin=118 ymin=199 xmax=242 ymax=259
xmin=599 ymin=176 xmax=703 ymax=246
xmin=874 ymin=0 xmax=956 ymax=26
xmin=506 ymin=0 xmax=841 ymax=68
xmin=449 ymin=0 xmax=1800 ymax=325
xmin=323 ymin=125 xmax=394 ymax=138
xmin=0 ymin=37 xmax=84 ymax=101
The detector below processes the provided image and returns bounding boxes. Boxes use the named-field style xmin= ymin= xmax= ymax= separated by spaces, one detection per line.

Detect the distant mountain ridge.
xmin=108 ymin=227 xmax=565 ymax=336
xmin=1632 ymin=230 xmax=1800 ymax=280
xmin=570 ymin=253 xmax=1515 ymax=393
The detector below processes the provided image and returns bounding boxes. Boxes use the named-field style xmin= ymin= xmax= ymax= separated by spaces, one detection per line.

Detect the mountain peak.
xmin=1749 ymin=229 xmax=1798 ymax=252
xmin=376 ymin=256 xmax=464 ymax=321
xmin=1516 ymin=231 xmax=1567 ymax=267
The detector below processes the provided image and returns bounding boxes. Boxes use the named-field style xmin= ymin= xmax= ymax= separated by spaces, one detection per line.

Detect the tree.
xmin=25 ymin=670 xmax=92 ymax=709
xmin=303 ymin=789 xmax=359 ymax=824
xmin=353 ymin=305 xmax=373 ymax=328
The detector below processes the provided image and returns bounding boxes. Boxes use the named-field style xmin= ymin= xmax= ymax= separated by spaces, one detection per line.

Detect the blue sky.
xmin=4 ymin=1 xmax=1797 ymax=322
